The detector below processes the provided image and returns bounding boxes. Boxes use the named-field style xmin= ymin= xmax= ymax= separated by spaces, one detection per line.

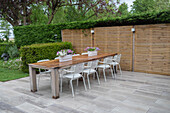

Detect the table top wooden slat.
xmin=29 ymin=53 xmax=116 ymax=69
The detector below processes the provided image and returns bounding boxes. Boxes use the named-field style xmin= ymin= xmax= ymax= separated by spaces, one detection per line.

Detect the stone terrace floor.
xmin=0 ymin=71 xmax=170 ymax=113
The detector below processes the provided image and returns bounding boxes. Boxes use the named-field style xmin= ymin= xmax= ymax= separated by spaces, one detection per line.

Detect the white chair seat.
xmin=97 ymin=64 xmax=111 ymax=69
xmin=63 ymin=73 xmax=82 ymax=79
xmin=83 ymin=69 xmax=96 ymax=74
xmin=60 ymin=63 xmax=87 ymax=97
xmin=109 ymin=62 xmax=119 ymax=66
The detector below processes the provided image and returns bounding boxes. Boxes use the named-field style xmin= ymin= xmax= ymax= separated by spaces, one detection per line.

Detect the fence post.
xmin=132 ymin=26 xmax=135 ymax=72
xmin=91 ymin=28 xmax=94 ymax=47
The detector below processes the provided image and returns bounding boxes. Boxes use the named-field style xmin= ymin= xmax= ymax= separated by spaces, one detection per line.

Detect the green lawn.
xmin=0 ymin=59 xmax=28 ymax=82
xmin=0 ymin=67 xmax=28 ymax=82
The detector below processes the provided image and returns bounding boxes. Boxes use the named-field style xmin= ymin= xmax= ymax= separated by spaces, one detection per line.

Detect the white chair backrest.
xmin=105 ymin=56 xmax=113 ymax=64
xmin=113 ymin=55 xmax=118 ymax=60
xmin=103 ymin=57 xmax=107 ymax=63
xmin=37 ymin=59 xmax=50 ymax=73
xmin=86 ymin=60 xmax=98 ymax=74
xmin=115 ymin=54 xmax=121 ymax=63
xmin=73 ymin=63 xmax=84 ymax=74
xmin=103 ymin=57 xmax=112 ymax=64
xmin=73 ymin=54 xmax=80 ymax=56
xmin=91 ymin=60 xmax=99 ymax=69
xmin=87 ymin=61 xmax=92 ymax=67
xmin=81 ymin=52 xmax=88 ymax=55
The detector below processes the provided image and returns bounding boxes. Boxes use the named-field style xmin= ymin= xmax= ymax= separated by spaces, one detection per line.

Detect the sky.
xmin=120 ymin=0 xmax=135 ymax=11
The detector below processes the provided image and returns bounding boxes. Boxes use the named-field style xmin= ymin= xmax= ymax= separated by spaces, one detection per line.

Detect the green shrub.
xmin=0 ymin=42 xmax=14 ymax=57
xmin=20 ymin=42 xmax=72 ymax=73
xmin=7 ymin=45 xmax=20 ymax=58
xmin=14 ymin=10 xmax=170 ymax=47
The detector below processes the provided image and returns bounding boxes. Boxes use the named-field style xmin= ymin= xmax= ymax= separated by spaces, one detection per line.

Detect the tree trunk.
xmin=23 ymin=16 xmax=26 ymax=25
xmin=47 ymin=10 xmax=56 ymax=24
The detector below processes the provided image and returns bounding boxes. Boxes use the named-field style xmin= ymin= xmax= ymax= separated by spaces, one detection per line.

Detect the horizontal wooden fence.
xmin=94 ymin=26 xmax=133 ymax=71
xmin=62 ymin=29 xmax=92 ymax=53
xmin=134 ymin=24 xmax=170 ymax=75
xmin=62 ymin=24 xmax=170 ymax=75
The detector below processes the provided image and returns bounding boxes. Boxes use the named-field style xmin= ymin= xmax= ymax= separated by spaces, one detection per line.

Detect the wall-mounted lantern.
xmin=131 ymin=28 xmax=135 ymax=32
xmin=54 ymin=34 xmax=58 ymax=38
xmin=91 ymin=30 xmax=94 ymax=34
xmin=54 ymin=34 xmax=58 ymax=42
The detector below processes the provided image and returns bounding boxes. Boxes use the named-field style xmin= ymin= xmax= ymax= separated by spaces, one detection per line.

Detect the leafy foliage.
xmin=30 ymin=4 xmax=48 ymax=25
xmin=0 ymin=18 xmax=12 ymax=41
xmin=7 ymin=45 xmax=20 ymax=59
xmin=118 ymin=3 xmax=129 ymax=16
xmin=0 ymin=0 xmax=37 ymax=26
xmin=14 ymin=9 xmax=170 ymax=47
xmin=20 ymin=42 xmax=72 ymax=73
xmin=0 ymin=42 xmax=14 ymax=56
xmin=131 ymin=0 xmax=170 ymax=13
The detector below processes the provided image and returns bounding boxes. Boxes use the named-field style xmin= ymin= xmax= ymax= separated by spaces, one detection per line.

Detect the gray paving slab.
xmin=0 ymin=71 xmax=170 ymax=113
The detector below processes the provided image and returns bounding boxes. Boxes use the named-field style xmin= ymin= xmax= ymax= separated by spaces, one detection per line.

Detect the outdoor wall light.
xmin=91 ymin=30 xmax=94 ymax=34
xmin=54 ymin=34 xmax=58 ymax=37
xmin=131 ymin=28 xmax=135 ymax=32
xmin=54 ymin=34 xmax=58 ymax=42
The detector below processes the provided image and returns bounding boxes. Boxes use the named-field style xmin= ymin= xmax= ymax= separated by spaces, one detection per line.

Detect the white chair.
xmin=60 ymin=63 xmax=87 ymax=97
xmin=81 ymin=52 xmax=88 ymax=55
xmin=111 ymin=54 xmax=122 ymax=76
xmin=73 ymin=54 xmax=80 ymax=56
xmin=37 ymin=59 xmax=51 ymax=89
xmin=97 ymin=57 xmax=115 ymax=82
xmin=82 ymin=60 xmax=100 ymax=89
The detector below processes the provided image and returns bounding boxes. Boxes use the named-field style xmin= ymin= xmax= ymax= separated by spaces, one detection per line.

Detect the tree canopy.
xmin=0 ymin=0 xmax=121 ymax=26
xmin=131 ymin=0 xmax=170 ymax=13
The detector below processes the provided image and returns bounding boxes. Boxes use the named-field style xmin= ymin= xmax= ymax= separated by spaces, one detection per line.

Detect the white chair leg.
xmin=113 ymin=66 xmax=117 ymax=78
xmin=103 ymin=69 xmax=107 ymax=82
xmin=82 ymin=76 xmax=87 ymax=91
xmin=60 ymin=77 xmax=63 ymax=93
xmin=116 ymin=65 xmax=118 ymax=73
xmin=70 ymin=80 xmax=74 ymax=97
xmin=38 ymin=74 xmax=41 ymax=90
xmin=98 ymin=68 xmax=101 ymax=77
xmin=110 ymin=67 xmax=114 ymax=79
xmin=50 ymin=73 xmax=52 ymax=90
xmin=87 ymin=74 xmax=91 ymax=89
xmin=96 ymin=72 xmax=100 ymax=85
xmin=77 ymin=78 xmax=79 ymax=87
xmin=93 ymin=73 xmax=95 ymax=79
xmin=119 ymin=64 xmax=122 ymax=76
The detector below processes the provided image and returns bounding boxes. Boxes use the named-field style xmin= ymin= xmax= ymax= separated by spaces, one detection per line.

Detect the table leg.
xmin=29 ymin=66 xmax=37 ymax=92
xmin=51 ymin=68 xmax=59 ymax=99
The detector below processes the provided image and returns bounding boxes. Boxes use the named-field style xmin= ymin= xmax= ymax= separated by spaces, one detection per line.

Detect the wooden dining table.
xmin=29 ymin=53 xmax=116 ymax=99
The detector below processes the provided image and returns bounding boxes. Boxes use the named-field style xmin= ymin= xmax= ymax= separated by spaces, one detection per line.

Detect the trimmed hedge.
xmin=0 ymin=42 xmax=14 ymax=56
xmin=20 ymin=42 xmax=72 ymax=73
xmin=14 ymin=10 xmax=170 ymax=47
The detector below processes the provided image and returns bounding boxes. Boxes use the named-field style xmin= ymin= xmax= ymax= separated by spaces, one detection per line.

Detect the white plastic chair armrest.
xmin=63 ymin=69 xmax=74 ymax=73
